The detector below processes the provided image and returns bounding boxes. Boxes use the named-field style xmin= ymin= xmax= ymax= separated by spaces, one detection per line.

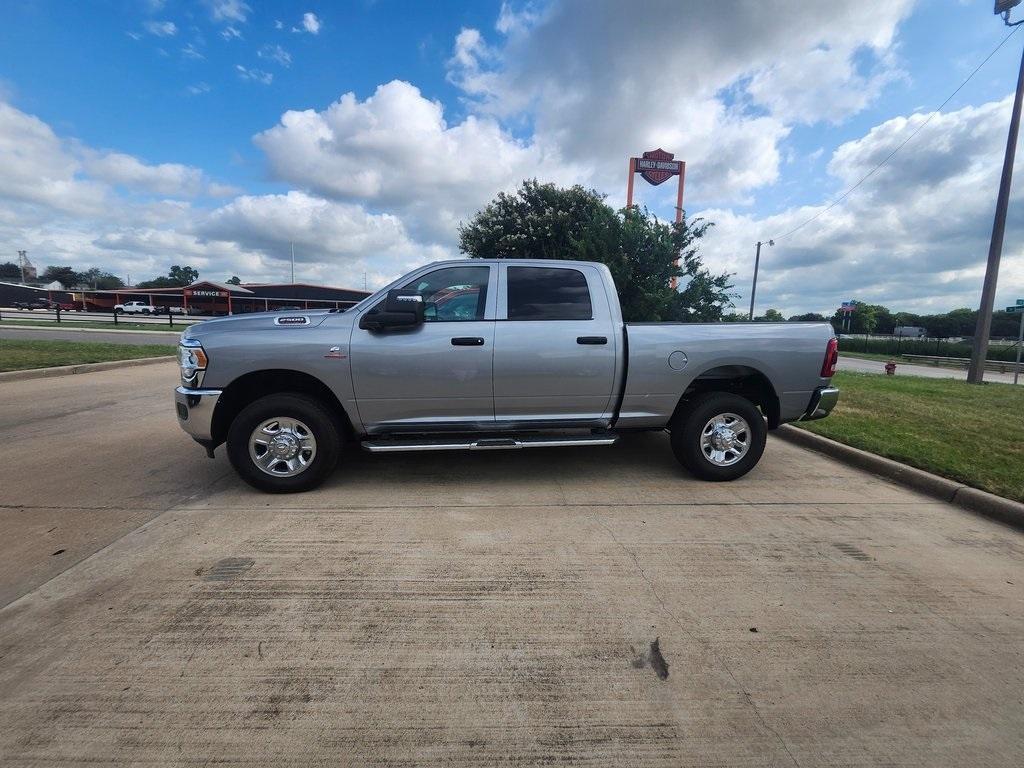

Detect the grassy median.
xmin=0 ymin=339 xmax=176 ymax=372
xmin=1 ymin=318 xmax=192 ymax=332
xmin=794 ymin=371 xmax=1024 ymax=502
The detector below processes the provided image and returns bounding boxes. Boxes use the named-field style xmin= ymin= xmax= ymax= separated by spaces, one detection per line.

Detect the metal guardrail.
xmin=0 ymin=307 xmax=200 ymax=329
xmin=901 ymin=354 xmax=1021 ymax=373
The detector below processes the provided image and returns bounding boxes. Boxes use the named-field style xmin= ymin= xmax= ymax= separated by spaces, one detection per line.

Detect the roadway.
xmin=0 ymin=326 xmax=181 ymax=345
xmin=839 ymin=354 xmax=1022 ymax=384
xmin=0 ymin=362 xmax=1021 ymax=765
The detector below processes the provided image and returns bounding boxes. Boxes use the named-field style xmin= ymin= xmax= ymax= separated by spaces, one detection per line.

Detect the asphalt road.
xmin=0 ymin=362 xmax=1021 ymax=766
xmin=839 ymin=354 xmax=1022 ymax=384
xmin=0 ymin=326 xmax=180 ymax=345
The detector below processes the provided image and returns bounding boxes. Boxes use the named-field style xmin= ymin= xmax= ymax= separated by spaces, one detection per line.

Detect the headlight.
xmin=179 ymin=338 xmax=208 ymax=386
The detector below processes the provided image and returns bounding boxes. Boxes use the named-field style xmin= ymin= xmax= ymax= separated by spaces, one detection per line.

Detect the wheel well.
xmin=672 ymin=366 xmax=781 ymax=428
xmin=211 ymin=369 xmax=354 ymax=447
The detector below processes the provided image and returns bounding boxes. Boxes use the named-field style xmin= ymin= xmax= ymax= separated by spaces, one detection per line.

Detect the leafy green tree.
xmin=137 ymin=265 xmax=199 ymax=289
xmin=788 ymin=312 xmax=827 ymax=322
xmin=41 ymin=265 xmax=81 ymax=287
xmin=458 ymin=180 xmax=735 ymax=322
xmin=80 ymin=268 xmax=124 ymax=290
xmin=0 ymin=262 xmax=21 ymax=281
xmin=226 ymin=275 xmax=242 ymax=285
xmin=169 ymin=265 xmax=199 ymax=286
xmin=755 ymin=308 xmax=785 ymax=322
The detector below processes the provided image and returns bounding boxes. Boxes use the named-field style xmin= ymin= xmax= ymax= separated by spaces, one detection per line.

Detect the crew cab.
xmin=174 ymin=259 xmax=839 ymax=492
xmin=114 ymin=300 xmax=154 ymax=315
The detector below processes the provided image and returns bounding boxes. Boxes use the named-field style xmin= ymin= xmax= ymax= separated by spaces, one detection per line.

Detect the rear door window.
xmin=506 ymin=267 xmax=592 ymax=320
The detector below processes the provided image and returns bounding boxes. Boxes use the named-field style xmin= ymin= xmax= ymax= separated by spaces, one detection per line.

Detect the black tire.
xmin=670 ymin=392 xmax=767 ymax=481
xmin=227 ymin=393 xmax=342 ymax=493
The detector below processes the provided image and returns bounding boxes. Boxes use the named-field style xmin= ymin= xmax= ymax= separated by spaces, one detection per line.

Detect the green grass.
xmin=0 ymin=318 xmax=191 ymax=332
xmin=0 ymin=339 xmax=176 ymax=372
xmin=794 ymin=371 xmax=1024 ymax=502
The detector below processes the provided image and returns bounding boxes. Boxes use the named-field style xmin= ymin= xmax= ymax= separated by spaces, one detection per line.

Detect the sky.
xmin=1 ymin=0 xmax=1024 ymax=316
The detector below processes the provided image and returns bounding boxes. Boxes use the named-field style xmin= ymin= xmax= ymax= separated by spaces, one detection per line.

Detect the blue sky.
xmin=1 ymin=0 xmax=1023 ymax=315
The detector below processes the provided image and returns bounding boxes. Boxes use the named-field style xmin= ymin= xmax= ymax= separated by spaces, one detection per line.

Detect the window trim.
xmin=363 ymin=264 xmax=495 ymax=324
xmin=501 ymin=265 xmax=595 ymax=322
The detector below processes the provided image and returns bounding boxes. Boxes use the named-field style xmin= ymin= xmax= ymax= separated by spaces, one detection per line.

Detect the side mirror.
xmin=359 ymin=289 xmax=425 ymax=331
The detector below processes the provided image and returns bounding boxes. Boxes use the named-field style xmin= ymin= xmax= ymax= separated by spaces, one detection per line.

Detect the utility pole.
xmin=17 ymin=250 xmax=26 ymax=284
xmin=748 ymin=240 xmax=773 ymax=320
xmin=969 ymin=2 xmax=1024 ymax=383
xmin=290 ymin=241 xmax=295 ymax=284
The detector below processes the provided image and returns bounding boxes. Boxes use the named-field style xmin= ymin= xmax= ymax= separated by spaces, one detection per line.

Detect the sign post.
xmin=627 ymin=149 xmax=686 ymax=288
xmin=1008 ymin=298 xmax=1024 ymax=385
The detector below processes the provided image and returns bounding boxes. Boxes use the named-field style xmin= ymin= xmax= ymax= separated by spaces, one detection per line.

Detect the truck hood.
xmin=183 ymin=310 xmax=336 ymax=339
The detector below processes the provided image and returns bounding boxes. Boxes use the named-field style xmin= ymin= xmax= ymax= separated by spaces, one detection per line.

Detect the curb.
xmin=775 ymin=424 xmax=1024 ymax=532
xmin=0 ymin=355 xmax=175 ymax=383
xmin=0 ymin=324 xmax=183 ymax=336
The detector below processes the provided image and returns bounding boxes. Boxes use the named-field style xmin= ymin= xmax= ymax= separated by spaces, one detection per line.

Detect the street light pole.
xmin=748 ymin=239 xmax=773 ymax=320
xmin=969 ymin=4 xmax=1024 ymax=383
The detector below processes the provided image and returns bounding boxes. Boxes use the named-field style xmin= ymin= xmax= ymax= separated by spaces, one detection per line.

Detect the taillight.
xmin=821 ymin=337 xmax=838 ymax=378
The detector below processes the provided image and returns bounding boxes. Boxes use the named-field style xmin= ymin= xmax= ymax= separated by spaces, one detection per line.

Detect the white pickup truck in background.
xmin=114 ymin=301 xmax=186 ymax=315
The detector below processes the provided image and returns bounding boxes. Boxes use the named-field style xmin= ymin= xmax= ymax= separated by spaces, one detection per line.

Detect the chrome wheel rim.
xmin=700 ymin=412 xmax=750 ymax=467
xmin=248 ymin=417 xmax=317 ymax=477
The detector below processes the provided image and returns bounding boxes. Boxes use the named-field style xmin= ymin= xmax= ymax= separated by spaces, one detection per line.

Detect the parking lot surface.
xmin=1 ymin=363 xmax=1021 ymax=766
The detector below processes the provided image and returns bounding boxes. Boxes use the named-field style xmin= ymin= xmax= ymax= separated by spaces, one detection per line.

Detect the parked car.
xmin=153 ymin=305 xmax=186 ymax=315
xmin=114 ymin=300 xmax=155 ymax=315
xmin=51 ymin=299 xmax=79 ymax=311
xmin=13 ymin=298 xmax=54 ymax=310
xmin=174 ymin=259 xmax=839 ymax=492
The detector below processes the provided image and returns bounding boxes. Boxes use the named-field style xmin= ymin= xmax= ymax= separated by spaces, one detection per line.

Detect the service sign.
xmin=635 ymin=148 xmax=682 ymax=186
xmin=185 ymin=289 xmax=227 ymax=298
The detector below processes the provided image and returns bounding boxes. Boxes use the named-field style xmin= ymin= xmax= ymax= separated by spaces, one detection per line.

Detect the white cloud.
xmin=181 ymin=43 xmax=204 ymax=60
xmin=221 ymin=26 xmax=242 ymax=41
xmin=446 ymin=0 xmax=914 ymax=203
xmin=143 ymin=20 xmax=177 ymax=37
xmin=186 ymin=82 xmax=212 ymax=95
xmin=205 ymin=0 xmax=250 ymax=24
xmin=258 ymin=44 xmax=291 ymax=67
xmin=236 ymin=65 xmax=273 ymax=85
xmin=296 ymin=12 xmax=321 ymax=34
xmin=698 ymin=97 xmax=1024 ymax=315
xmin=253 ymin=80 xmax=583 ymax=242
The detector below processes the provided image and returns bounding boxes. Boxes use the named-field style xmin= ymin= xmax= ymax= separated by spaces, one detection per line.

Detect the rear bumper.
xmin=174 ymin=386 xmax=222 ymax=441
xmin=801 ymin=386 xmax=839 ymax=421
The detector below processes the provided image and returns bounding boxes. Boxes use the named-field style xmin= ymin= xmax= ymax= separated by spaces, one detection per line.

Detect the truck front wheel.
xmin=226 ymin=393 xmax=341 ymax=493
xmin=670 ymin=392 xmax=767 ymax=481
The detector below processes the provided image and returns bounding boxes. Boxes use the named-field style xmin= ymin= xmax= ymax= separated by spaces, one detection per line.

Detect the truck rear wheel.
xmin=226 ymin=393 xmax=341 ymax=493
xmin=670 ymin=392 xmax=767 ymax=481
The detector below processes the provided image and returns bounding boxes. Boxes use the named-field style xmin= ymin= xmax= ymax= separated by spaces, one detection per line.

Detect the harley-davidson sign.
xmin=635 ymin=148 xmax=683 ymax=186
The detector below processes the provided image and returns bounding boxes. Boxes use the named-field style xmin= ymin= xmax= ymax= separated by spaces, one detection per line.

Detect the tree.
xmin=226 ymin=275 xmax=242 ymax=285
xmin=788 ymin=312 xmax=827 ymax=322
xmin=458 ymin=180 xmax=735 ymax=322
xmin=168 ymin=265 xmax=199 ymax=286
xmin=137 ymin=265 xmax=199 ymax=289
xmin=80 ymin=268 xmax=124 ymax=290
xmin=0 ymin=262 xmax=21 ymax=281
xmin=755 ymin=308 xmax=785 ymax=322
xmin=41 ymin=265 xmax=81 ymax=287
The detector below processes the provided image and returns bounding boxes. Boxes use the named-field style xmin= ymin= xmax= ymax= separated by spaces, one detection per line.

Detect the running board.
xmin=361 ymin=434 xmax=619 ymax=453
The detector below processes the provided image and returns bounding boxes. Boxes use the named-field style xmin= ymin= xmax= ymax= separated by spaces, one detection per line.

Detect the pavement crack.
xmin=592 ymin=514 xmax=801 ymax=768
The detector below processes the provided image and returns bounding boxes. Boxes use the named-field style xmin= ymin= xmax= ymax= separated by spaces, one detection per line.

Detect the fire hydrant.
xmin=885 ymin=359 xmax=897 ymax=376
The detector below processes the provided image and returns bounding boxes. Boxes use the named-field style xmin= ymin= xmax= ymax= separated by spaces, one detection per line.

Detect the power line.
xmin=772 ymin=24 xmax=1023 ymax=243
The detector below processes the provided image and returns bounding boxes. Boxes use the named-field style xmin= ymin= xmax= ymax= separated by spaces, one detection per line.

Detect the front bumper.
xmin=801 ymin=386 xmax=840 ymax=421
xmin=174 ymin=386 xmax=222 ymax=441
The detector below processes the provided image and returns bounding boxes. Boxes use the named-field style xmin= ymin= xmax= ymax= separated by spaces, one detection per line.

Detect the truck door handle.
xmin=577 ymin=336 xmax=608 ymax=345
xmin=451 ymin=337 xmax=485 ymax=346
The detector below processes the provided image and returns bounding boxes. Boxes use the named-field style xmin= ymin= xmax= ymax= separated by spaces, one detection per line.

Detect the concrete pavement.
xmin=0 ymin=363 xmax=1022 ymax=765
xmin=839 ymin=354 xmax=1022 ymax=384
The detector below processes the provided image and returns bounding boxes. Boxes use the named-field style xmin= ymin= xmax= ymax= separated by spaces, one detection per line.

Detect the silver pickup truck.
xmin=174 ymin=259 xmax=838 ymax=492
